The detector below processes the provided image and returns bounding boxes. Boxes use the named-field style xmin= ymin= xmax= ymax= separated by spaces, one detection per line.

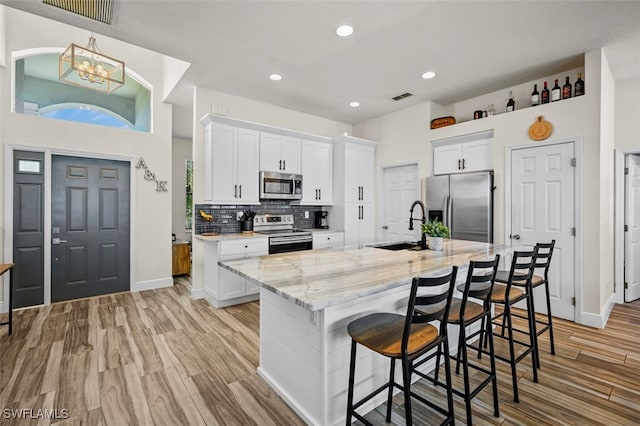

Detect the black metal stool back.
xmin=535 ymin=240 xmax=555 ymax=282
xmin=463 ymin=255 xmax=501 ymax=314
xmin=505 ymin=248 xmax=539 ymax=299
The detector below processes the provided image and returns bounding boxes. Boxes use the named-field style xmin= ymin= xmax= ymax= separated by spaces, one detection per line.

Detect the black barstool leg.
xmin=386 ymin=358 xmax=396 ymax=422
xmin=526 ymin=293 xmax=539 ymax=383
xmin=477 ymin=315 xmax=485 ymax=360
xmin=442 ymin=338 xmax=455 ymax=425
xmin=486 ymin=312 xmax=500 ymax=417
xmin=434 ymin=340 xmax=442 ymax=383
xmin=401 ymin=357 xmax=413 ymax=426
xmin=545 ymin=280 xmax=556 ymax=355
xmin=529 ymin=288 xmax=540 ymax=369
xmin=455 ymin=324 xmax=465 ymax=375
xmin=346 ymin=340 xmax=357 ymax=425
xmin=505 ymin=304 xmax=519 ymax=403
xmin=460 ymin=325 xmax=473 ymax=425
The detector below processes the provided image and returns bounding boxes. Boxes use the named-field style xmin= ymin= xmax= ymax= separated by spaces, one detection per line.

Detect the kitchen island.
xmin=220 ymin=239 xmax=506 ymax=426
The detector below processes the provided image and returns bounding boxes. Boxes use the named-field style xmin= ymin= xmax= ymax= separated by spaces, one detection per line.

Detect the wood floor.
xmin=0 ymin=279 xmax=639 ymax=425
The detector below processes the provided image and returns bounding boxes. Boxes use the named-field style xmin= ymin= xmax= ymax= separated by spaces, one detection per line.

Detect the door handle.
xmin=279 ymin=160 xmax=282 ymax=170
xmin=52 ymin=238 xmax=67 ymax=245
xmin=239 ymin=185 xmax=242 ymax=198
xmin=511 ymin=234 xmax=521 ymax=240
xmin=234 ymin=184 xmax=238 ymax=198
xmin=382 ymin=225 xmax=388 ymax=230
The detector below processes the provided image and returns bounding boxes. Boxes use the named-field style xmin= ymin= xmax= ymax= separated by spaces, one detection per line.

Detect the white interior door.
xmin=511 ymin=142 xmax=575 ymax=320
xmin=382 ymin=164 xmax=420 ymax=242
xmin=625 ymin=154 xmax=640 ymax=302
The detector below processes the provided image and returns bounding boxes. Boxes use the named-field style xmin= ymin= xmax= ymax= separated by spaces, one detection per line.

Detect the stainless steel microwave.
xmin=259 ymin=171 xmax=303 ymax=200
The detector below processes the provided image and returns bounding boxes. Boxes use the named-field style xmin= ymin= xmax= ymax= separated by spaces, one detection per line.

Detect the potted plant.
xmin=421 ymin=220 xmax=449 ymax=251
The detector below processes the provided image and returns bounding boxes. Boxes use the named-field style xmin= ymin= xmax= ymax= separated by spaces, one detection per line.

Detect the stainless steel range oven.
xmin=254 ymin=214 xmax=312 ymax=254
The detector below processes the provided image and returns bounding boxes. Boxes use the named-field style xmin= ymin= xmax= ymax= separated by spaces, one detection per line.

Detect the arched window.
xmin=13 ymin=51 xmax=151 ymax=132
xmin=40 ymin=103 xmax=134 ymax=130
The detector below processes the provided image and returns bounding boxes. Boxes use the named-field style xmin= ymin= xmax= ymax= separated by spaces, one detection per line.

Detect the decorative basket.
xmin=430 ymin=116 xmax=456 ymax=129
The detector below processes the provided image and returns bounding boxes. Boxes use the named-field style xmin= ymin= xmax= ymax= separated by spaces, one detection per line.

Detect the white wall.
xmin=191 ymin=87 xmax=352 ymax=294
xmin=172 ymin=136 xmax=192 ymax=242
xmin=354 ymin=50 xmax=613 ymax=322
xmin=615 ymin=79 xmax=640 ymax=150
xmin=0 ymin=7 xmax=187 ymax=302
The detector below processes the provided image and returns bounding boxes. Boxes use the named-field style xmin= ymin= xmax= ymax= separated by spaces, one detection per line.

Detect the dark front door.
xmin=13 ymin=151 xmax=45 ymax=308
xmin=51 ymin=155 xmax=130 ymax=302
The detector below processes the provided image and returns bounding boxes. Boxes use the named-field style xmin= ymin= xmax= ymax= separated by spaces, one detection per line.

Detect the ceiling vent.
xmin=391 ymin=92 xmax=414 ymax=101
xmin=43 ymin=0 xmax=114 ymax=25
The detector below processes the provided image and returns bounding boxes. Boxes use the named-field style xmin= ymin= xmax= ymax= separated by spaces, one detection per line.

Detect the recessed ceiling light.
xmin=349 ymin=101 xmax=360 ymax=107
xmin=422 ymin=71 xmax=436 ymax=79
xmin=336 ymin=25 xmax=354 ymax=37
xmin=269 ymin=74 xmax=283 ymax=81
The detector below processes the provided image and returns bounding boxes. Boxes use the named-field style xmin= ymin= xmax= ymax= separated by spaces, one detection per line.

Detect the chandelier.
xmin=59 ymin=34 xmax=125 ymax=93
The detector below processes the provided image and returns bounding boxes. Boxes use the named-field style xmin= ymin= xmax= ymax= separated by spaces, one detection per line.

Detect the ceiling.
xmin=3 ymin=1 xmax=640 ymax=139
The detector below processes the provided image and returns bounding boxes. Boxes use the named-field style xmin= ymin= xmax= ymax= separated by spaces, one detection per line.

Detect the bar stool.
xmin=494 ymin=240 xmax=556 ymax=367
xmin=346 ymin=267 xmax=458 ymax=426
xmin=478 ymin=248 xmax=539 ymax=403
xmin=0 ymin=264 xmax=15 ymax=335
xmin=419 ymin=256 xmax=501 ymax=425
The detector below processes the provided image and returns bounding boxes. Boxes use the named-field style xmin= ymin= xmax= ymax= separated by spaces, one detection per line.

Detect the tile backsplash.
xmin=194 ymin=201 xmax=325 ymax=234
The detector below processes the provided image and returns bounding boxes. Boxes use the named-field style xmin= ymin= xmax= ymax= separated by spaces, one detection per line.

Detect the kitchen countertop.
xmin=219 ymin=239 xmax=505 ymax=311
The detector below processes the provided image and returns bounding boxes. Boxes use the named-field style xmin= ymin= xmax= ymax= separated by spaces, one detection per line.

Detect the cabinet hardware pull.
xmin=458 ymin=159 xmax=461 ymax=170
xmin=234 ymin=184 xmax=237 ymax=198
xmin=239 ymin=185 xmax=242 ymax=198
xmin=283 ymin=160 xmax=286 ymax=170
xmin=319 ymin=189 xmax=321 ymax=200
xmin=462 ymin=158 xmax=466 ymax=169
xmin=279 ymin=160 xmax=282 ymax=170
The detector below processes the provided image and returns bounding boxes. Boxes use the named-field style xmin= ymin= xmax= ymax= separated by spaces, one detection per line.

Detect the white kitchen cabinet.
xmin=432 ymin=131 xmax=493 ymax=175
xmin=331 ymin=136 xmax=377 ymax=246
xmin=202 ymin=118 xmax=260 ymax=204
xmin=203 ymin=236 xmax=268 ymax=307
xmin=260 ymin=132 xmax=301 ymax=173
xmin=312 ymin=232 xmax=344 ymax=249
xmin=301 ymin=139 xmax=333 ymax=205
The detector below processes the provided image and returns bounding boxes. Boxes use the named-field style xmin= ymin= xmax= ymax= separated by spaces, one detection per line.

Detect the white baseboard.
xmin=580 ymin=292 xmax=617 ymax=329
xmin=202 ymin=288 xmax=258 ymax=308
xmin=132 ymin=277 xmax=173 ymax=292
xmin=191 ymin=288 xmax=206 ymax=299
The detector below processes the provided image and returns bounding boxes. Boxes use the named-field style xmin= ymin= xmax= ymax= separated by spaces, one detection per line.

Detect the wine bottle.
xmin=562 ymin=76 xmax=572 ymax=100
xmin=541 ymin=81 xmax=550 ymax=104
xmin=531 ymin=84 xmax=540 ymax=106
xmin=551 ymin=79 xmax=561 ymax=102
xmin=575 ymin=72 xmax=585 ymax=96
xmin=506 ymin=90 xmax=515 ymax=112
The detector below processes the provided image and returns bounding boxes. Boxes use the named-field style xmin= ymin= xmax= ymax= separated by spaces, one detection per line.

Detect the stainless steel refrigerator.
xmin=425 ymin=171 xmax=494 ymax=243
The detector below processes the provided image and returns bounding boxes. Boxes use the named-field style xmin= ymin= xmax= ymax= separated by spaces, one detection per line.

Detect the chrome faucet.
xmin=409 ymin=200 xmax=427 ymax=249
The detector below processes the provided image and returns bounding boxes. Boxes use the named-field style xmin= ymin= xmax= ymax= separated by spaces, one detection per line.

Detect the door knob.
xmin=382 ymin=226 xmax=389 ymax=230
xmin=52 ymin=238 xmax=68 ymax=245
xmin=511 ymin=234 xmax=521 ymax=240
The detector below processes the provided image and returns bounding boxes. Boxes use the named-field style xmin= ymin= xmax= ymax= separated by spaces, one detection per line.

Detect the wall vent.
xmin=391 ymin=92 xmax=413 ymax=101
xmin=43 ymin=0 xmax=114 ymax=25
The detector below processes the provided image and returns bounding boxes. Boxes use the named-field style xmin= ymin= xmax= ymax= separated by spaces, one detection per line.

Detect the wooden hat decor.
xmin=529 ymin=115 xmax=553 ymax=141
xmin=430 ymin=116 xmax=456 ymax=129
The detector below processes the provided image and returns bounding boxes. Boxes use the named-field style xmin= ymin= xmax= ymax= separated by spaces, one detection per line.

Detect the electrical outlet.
xmin=304 ymin=211 xmax=309 ymax=219
xmin=236 ymin=211 xmax=244 ymax=221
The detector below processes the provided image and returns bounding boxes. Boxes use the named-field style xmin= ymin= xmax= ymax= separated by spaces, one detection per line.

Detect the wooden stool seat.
xmin=490 ymin=283 xmax=525 ymax=303
xmin=347 ymin=313 xmax=438 ymax=357
xmin=495 ymin=271 xmax=543 ymax=287
xmin=446 ymin=299 xmax=485 ymax=324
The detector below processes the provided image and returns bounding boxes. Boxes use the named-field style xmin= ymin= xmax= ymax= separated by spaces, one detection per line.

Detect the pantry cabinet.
xmin=432 ymin=131 xmax=493 ymax=175
xmin=330 ymin=136 xmax=377 ymax=246
xmin=202 ymin=118 xmax=260 ymax=204
xmin=300 ymin=140 xmax=333 ymax=205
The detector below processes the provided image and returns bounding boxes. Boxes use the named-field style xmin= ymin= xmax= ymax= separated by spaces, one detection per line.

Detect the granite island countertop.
xmin=219 ymin=239 xmax=506 ymax=311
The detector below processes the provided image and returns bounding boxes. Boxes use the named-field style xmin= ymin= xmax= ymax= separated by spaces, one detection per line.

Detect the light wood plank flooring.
xmin=0 ymin=279 xmax=639 ymax=425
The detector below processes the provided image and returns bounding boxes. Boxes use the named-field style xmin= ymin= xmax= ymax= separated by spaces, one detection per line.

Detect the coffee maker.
xmin=314 ymin=211 xmax=329 ymax=229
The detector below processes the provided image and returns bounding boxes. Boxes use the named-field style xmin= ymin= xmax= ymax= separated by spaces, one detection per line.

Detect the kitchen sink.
xmin=374 ymin=241 xmax=426 ymax=251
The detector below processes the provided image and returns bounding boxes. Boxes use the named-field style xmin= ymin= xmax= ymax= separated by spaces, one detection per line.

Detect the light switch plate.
xmin=305 ymin=211 xmax=309 ymax=219
xmin=236 ymin=211 xmax=244 ymax=221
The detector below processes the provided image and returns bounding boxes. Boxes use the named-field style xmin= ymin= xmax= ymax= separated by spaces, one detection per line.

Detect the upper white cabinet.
xmin=343 ymin=141 xmax=376 ymax=203
xmin=300 ymin=140 xmax=333 ymax=205
xmin=260 ymin=132 xmax=301 ymax=173
xmin=202 ymin=118 xmax=260 ymax=204
xmin=432 ymin=130 xmax=493 ymax=175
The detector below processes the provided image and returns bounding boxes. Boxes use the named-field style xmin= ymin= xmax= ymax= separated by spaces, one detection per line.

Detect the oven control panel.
xmin=254 ymin=214 xmax=294 ymax=225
